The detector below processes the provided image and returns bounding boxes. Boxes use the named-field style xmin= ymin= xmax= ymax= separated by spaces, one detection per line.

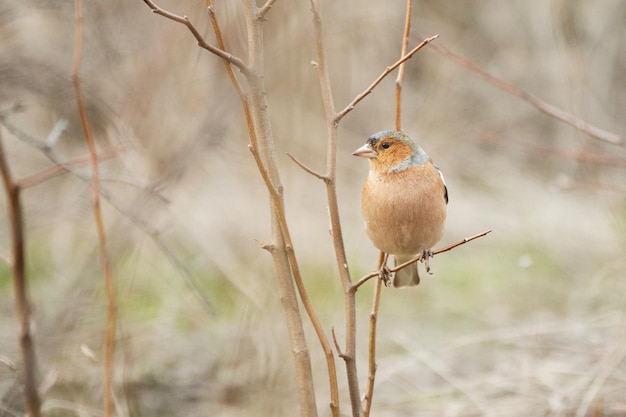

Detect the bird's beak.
xmin=352 ymin=144 xmax=377 ymax=159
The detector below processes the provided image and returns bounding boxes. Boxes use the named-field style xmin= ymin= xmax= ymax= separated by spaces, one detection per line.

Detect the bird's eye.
xmin=381 ymin=141 xmax=391 ymax=149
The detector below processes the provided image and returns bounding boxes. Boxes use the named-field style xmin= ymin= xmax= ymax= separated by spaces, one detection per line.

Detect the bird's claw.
xmin=379 ymin=265 xmax=392 ymax=287
xmin=422 ymin=250 xmax=434 ymax=275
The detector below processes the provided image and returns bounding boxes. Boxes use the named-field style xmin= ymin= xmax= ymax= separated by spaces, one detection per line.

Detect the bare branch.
xmin=251 ymin=238 xmax=273 ymax=252
xmin=309 ymin=0 xmax=337 ymax=124
xmin=354 ymin=230 xmax=492 ymax=291
xmin=16 ymin=147 xmax=121 ymax=189
xmin=1 ymin=112 xmax=215 ymax=313
xmin=73 ymin=1 xmax=116 ymax=415
xmin=143 ymin=0 xmax=250 ymax=76
xmin=368 ymin=5 xmax=412 ymax=411
xmin=362 ymin=251 xmax=385 ymax=417
xmin=0 ymin=128 xmax=41 ymax=417
xmin=394 ymin=0 xmax=413 ymax=131
xmin=335 ymin=35 xmax=439 ymax=123
xmin=429 ymin=41 xmax=625 ymax=147
xmin=204 ymin=1 xmax=250 ymax=105
xmin=352 ymin=271 xmax=381 ymax=290
xmin=390 ymin=230 xmax=493 ymax=273
xmin=331 ymin=327 xmax=345 ymax=358
xmin=309 ymin=0 xmax=361 ymax=415
xmin=0 ymin=111 xmax=55 ymax=154
xmin=287 ymin=153 xmax=329 ymax=181
xmin=430 ymin=229 xmax=493 ymax=257
xmin=240 ymin=1 xmax=321 ymax=415
xmin=258 ymin=0 xmax=279 ymax=20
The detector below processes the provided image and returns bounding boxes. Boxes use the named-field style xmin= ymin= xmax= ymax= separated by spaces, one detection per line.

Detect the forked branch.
xmin=308 ymin=0 xmax=360 ymax=415
xmin=143 ymin=0 xmax=250 ymax=76
xmin=258 ymin=0 xmax=279 ymax=20
xmin=335 ymin=35 xmax=439 ymax=123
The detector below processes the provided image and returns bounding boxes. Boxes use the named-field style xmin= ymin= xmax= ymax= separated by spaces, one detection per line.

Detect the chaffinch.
xmin=353 ymin=130 xmax=448 ymax=287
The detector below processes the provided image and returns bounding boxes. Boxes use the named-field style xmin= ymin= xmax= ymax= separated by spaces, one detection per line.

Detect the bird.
xmin=353 ymin=130 xmax=448 ymax=287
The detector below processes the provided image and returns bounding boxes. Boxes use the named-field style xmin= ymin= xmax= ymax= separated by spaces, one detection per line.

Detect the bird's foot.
xmin=379 ymin=265 xmax=392 ymax=287
xmin=421 ymin=250 xmax=434 ymax=275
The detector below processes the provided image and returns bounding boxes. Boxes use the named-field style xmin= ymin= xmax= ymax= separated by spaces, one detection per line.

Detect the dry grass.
xmin=0 ymin=0 xmax=625 ymax=416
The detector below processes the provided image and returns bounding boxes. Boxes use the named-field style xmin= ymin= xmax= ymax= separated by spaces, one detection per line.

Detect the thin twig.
xmin=394 ymin=0 xmax=413 ymax=131
xmin=251 ymin=238 xmax=273 ymax=252
xmin=430 ymin=229 xmax=492 ymax=256
xmin=0 ymin=128 xmax=41 ymax=417
xmin=287 ymin=153 xmax=329 ymax=181
xmin=428 ymin=41 xmax=625 ymax=147
xmin=73 ymin=1 xmax=116 ymax=416
xmin=204 ymin=1 xmax=250 ymax=108
xmin=390 ymin=230 xmax=492 ymax=273
xmin=143 ymin=0 xmax=250 ymax=76
xmin=352 ymin=271 xmax=381 ymax=291
xmin=354 ymin=230 xmax=492 ymax=289
xmin=16 ymin=147 xmax=121 ymax=189
xmin=335 ymin=35 xmax=439 ymax=123
xmin=1 ymin=111 xmax=215 ymax=313
xmin=258 ymin=0 xmax=279 ymax=20
xmin=0 ymin=112 xmax=57 ymax=154
xmin=331 ymin=327 xmax=345 ymax=358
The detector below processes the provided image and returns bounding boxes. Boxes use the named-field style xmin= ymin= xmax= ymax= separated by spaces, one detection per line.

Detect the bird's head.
xmin=353 ymin=130 xmax=429 ymax=173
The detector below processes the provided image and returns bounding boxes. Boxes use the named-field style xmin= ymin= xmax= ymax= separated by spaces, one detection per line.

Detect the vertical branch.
xmin=72 ymin=1 xmax=116 ymax=416
xmin=362 ymin=252 xmax=385 ymax=417
xmin=203 ymin=0 xmax=259 ymax=150
xmin=363 ymin=278 xmax=382 ymax=417
xmin=142 ymin=2 xmax=327 ymax=416
xmin=240 ymin=2 xmax=319 ymax=416
xmin=394 ymin=0 xmax=413 ymax=130
xmin=204 ymin=0 xmax=248 ymax=105
xmin=0 ymin=131 xmax=41 ymax=417
xmin=366 ymin=4 xmax=413 ymax=415
xmin=250 ymin=149 xmax=340 ymax=416
xmin=308 ymin=1 xmax=362 ymax=416
xmin=209 ymin=2 xmax=339 ymax=414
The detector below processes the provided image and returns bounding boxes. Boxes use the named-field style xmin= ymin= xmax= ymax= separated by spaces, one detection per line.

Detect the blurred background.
xmin=0 ymin=0 xmax=625 ymax=416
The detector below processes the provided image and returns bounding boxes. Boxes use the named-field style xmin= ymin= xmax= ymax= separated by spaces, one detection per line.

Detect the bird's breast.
xmin=362 ymin=166 xmax=446 ymax=256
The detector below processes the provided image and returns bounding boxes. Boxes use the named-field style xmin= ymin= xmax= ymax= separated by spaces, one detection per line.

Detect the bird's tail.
xmin=393 ymin=255 xmax=420 ymax=287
